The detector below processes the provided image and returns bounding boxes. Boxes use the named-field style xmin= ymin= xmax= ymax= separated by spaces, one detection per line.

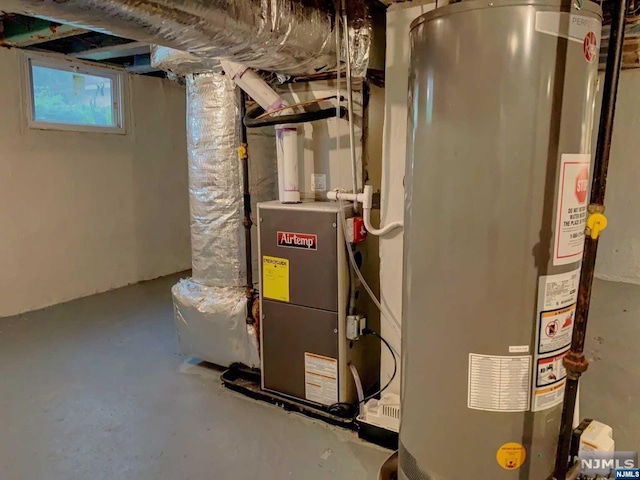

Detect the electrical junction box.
xmin=258 ymin=201 xmax=377 ymax=406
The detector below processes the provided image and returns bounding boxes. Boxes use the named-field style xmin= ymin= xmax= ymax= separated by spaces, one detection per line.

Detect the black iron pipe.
xmin=244 ymin=103 xmax=347 ymax=128
xmin=553 ymin=0 xmax=629 ymax=477
xmin=238 ymin=90 xmax=254 ymax=322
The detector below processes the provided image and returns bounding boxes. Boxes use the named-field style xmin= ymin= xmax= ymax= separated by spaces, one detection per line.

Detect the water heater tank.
xmin=401 ymin=1 xmax=601 ymax=478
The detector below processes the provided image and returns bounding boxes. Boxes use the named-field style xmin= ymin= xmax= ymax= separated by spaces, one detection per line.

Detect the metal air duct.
xmin=0 ymin=0 xmax=374 ymax=76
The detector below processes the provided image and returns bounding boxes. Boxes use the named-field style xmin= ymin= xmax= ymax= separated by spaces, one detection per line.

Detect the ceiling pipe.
xmin=0 ymin=0 xmax=373 ymax=76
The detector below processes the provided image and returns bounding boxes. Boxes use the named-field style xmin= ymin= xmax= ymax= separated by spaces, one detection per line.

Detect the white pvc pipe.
xmin=363 ymin=207 xmax=403 ymax=237
xmin=277 ymin=126 xmax=300 ymax=203
xmin=221 ymin=60 xmax=301 ymax=203
xmin=327 ymin=186 xmax=403 ymax=236
xmin=220 ymin=60 xmax=282 ymax=111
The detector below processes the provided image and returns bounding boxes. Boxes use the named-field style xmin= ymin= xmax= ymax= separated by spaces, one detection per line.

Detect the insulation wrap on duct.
xmin=186 ymin=72 xmax=277 ymax=287
xmin=4 ymin=0 xmax=374 ymax=76
xmin=151 ymin=46 xmax=221 ymax=76
xmin=172 ymin=279 xmax=260 ymax=368
xmin=164 ymin=52 xmax=276 ymax=368
xmin=187 ymin=72 xmax=244 ymax=287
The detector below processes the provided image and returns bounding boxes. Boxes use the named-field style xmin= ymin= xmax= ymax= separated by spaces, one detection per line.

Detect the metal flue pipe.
xmin=553 ymin=0 xmax=630 ymax=477
xmin=0 ymin=0 xmax=372 ymax=76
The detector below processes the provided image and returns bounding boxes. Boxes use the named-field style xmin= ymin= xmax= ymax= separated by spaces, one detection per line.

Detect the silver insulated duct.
xmin=159 ymin=52 xmax=277 ymax=368
xmin=2 ymin=0 xmax=374 ymax=76
xmin=187 ymin=72 xmax=245 ymax=286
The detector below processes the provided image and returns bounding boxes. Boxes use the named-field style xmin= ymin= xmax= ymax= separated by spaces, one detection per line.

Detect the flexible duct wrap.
xmin=172 ymin=280 xmax=260 ymax=369
xmin=5 ymin=0 xmax=374 ymax=76
xmin=151 ymin=46 xmax=221 ymax=76
xmin=173 ymin=71 xmax=276 ymax=367
xmin=187 ymin=72 xmax=244 ymax=286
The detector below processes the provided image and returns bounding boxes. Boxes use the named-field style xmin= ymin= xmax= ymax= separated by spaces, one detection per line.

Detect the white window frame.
xmin=24 ymin=52 xmax=126 ymax=134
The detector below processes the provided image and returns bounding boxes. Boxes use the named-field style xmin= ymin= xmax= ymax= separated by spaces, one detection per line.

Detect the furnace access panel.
xmin=258 ymin=201 xmax=368 ymax=406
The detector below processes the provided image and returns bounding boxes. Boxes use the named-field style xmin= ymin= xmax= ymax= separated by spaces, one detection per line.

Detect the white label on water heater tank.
xmin=540 ymin=268 xmax=581 ymax=311
xmin=535 ymin=12 xmax=601 ymax=45
xmin=531 ymin=269 xmax=580 ymax=411
xmin=467 ymin=354 xmax=531 ymax=412
xmin=554 ymin=154 xmax=592 ymax=266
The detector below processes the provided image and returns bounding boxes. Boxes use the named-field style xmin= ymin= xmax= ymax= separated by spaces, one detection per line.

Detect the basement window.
xmin=25 ymin=54 xmax=125 ymax=134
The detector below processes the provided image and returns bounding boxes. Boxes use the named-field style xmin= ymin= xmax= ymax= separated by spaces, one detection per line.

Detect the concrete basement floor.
xmin=0 ymin=273 xmax=390 ymax=480
xmin=0 ymin=274 xmax=638 ymax=480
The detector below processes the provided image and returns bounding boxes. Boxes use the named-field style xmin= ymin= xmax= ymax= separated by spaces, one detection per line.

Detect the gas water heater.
xmin=400 ymin=1 xmax=601 ymax=479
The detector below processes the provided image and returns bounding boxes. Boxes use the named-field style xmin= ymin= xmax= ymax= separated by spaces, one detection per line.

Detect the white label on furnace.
xmin=311 ymin=174 xmax=327 ymax=192
xmin=554 ymin=154 xmax=591 ymax=266
xmin=468 ymin=354 xmax=531 ymax=412
xmin=540 ymin=268 xmax=581 ymax=311
xmin=535 ymin=12 xmax=601 ymax=44
xmin=304 ymin=352 xmax=338 ymax=405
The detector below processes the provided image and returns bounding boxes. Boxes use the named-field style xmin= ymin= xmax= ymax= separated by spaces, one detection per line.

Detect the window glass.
xmin=31 ymin=65 xmax=116 ymax=127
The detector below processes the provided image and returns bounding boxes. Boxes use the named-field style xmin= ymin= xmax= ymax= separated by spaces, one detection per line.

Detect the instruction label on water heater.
xmin=531 ymin=269 xmax=580 ymax=411
xmin=467 ymin=354 xmax=531 ymax=412
xmin=540 ymin=268 xmax=581 ymax=311
xmin=304 ymin=353 xmax=338 ymax=405
xmin=554 ymin=154 xmax=591 ymax=266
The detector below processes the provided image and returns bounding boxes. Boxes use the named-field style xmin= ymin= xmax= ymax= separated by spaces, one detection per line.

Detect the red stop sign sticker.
xmin=584 ymin=31 xmax=597 ymax=63
xmin=575 ymin=167 xmax=589 ymax=203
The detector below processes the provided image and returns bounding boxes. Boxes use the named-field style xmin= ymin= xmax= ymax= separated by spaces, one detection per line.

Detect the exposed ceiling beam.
xmin=71 ymin=41 xmax=149 ymax=61
xmin=0 ymin=16 xmax=87 ymax=47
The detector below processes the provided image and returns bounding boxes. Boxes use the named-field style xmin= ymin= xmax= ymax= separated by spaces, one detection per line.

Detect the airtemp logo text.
xmin=277 ymin=231 xmax=317 ymax=250
xmin=579 ymin=451 xmax=638 ymax=476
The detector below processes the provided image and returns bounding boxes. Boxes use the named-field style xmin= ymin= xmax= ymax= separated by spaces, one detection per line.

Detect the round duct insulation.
xmin=171 ymin=70 xmax=277 ymax=369
xmin=2 ymin=0 xmax=377 ymax=76
xmin=401 ymin=0 xmax=601 ymax=478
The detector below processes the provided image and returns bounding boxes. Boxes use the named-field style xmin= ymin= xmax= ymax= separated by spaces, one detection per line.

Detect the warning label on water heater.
xmin=531 ymin=269 xmax=580 ymax=411
xmin=554 ymin=154 xmax=591 ymax=266
xmin=539 ymin=305 xmax=576 ymax=355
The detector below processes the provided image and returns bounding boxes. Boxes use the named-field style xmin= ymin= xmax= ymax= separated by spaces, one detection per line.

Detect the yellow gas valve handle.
xmin=586 ymin=212 xmax=608 ymax=239
xmin=237 ymin=144 xmax=248 ymax=160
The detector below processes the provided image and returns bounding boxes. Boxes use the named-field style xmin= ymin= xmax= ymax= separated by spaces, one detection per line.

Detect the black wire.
xmin=326 ymin=329 xmax=398 ymax=419
xmin=361 ymin=329 xmax=398 ymax=404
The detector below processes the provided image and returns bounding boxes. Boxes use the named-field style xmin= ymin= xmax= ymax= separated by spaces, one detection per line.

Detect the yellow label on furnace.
xmin=263 ymin=256 xmax=290 ymax=302
xmin=496 ymin=442 xmax=526 ymax=470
